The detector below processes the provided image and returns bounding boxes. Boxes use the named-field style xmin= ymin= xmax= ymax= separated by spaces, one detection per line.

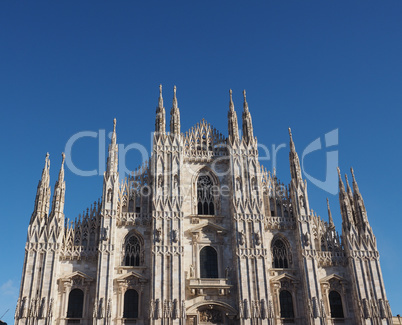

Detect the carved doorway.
xmin=186 ymin=302 xmax=238 ymax=325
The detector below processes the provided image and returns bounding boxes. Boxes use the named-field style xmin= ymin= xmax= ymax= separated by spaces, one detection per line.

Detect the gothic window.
xmin=123 ymin=289 xmax=139 ymax=318
xmin=67 ymin=289 xmax=84 ymax=318
xmin=272 ymin=239 xmax=289 ymax=268
xmin=197 ymin=175 xmax=215 ymax=215
xmin=124 ymin=234 xmax=142 ymax=266
xmin=329 ymin=291 xmax=344 ymax=318
xmin=279 ymin=290 xmax=294 ymax=319
xmin=200 ymin=246 xmax=218 ymax=278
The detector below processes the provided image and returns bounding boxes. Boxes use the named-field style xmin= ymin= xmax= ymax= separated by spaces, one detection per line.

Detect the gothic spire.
xmin=228 ymin=89 xmax=239 ymax=144
xmin=111 ymin=117 xmax=116 ymax=145
xmin=350 ymin=167 xmax=368 ymax=227
xmin=327 ymin=198 xmax=335 ymax=229
xmin=155 ymin=84 xmax=166 ymax=134
xmin=337 ymin=167 xmax=346 ymax=196
xmin=106 ymin=118 xmax=118 ymax=176
xmin=170 ymin=85 xmax=181 ymax=136
xmin=158 ymin=83 xmax=163 ymax=108
xmin=229 ymin=89 xmax=234 ymax=111
xmin=289 ymin=128 xmax=303 ymax=184
xmin=31 ymin=153 xmax=51 ymax=223
xmin=350 ymin=167 xmax=360 ymax=195
xmin=344 ymin=173 xmax=354 ymax=206
xmin=338 ymin=167 xmax=354 ymax=229
xmin=50 ymin=153 xmax=66 ymax=220
xmin=241 ymin=90 xmax=254 ymax=145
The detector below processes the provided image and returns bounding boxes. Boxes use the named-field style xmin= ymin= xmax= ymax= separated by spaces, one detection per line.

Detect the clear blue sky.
xmin=1 ymin=1 xmax=401 ymax=323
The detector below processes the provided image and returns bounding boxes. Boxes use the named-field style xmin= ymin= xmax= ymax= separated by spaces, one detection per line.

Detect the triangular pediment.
xmin=270 ymin=272 xmax=299 ymax=284
xmin=188 ymin=221 xmax=227 ymax=234
xmin=63 ymin=271 xmax=93 ymax=281
xmin=116 ymin=271 xmax=148 ymax=282
xmin=320 ymin=273 xmax=347 ymax=284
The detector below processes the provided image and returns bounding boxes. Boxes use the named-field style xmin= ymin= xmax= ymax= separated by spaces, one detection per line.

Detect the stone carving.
xmin=252 ymin=300 xmax=260 ymax=318
xmin=238 ymin=300 xmax=244 ymax=319
xmin=156 ymin=299 xmax=161 ymax=319
xmin=254 ymin=232 xmax=261 ymax=246
xmin=225 ymin=266 xmax=230 ymax=278
xmin=47 ymin=298 xmax=53 ymax=318
xmin=199 ymin=309 xmax=223 ymax=323
xmin=182 ymin=300 xmax=186 ymax=319
xmin=244 ymin=299 xmax=250 ymax=319
xmin=173 ymin=299 xmax=179 ymax=319
xmin=172 ymin=229 xmax=178 ymax=243
xmin=239 ymin=230 xmax=245 ymax=245
xmin=149 ymin=300 xmax=155 ymax=319
xmin=155 ymin=228 xmax=162 ymax=242
xmin=260 ymin=299 xmax=267 ymax=319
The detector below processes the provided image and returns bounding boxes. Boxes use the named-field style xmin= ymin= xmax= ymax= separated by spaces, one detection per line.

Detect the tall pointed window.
xmin=200 ymin=246 xmax=218 ymax=278
xmin=272 ymin=239 xmax=290 ymax=268
xmin=329 ymin=291 xmax=344 ymax=318
xmin=124 ymin=234 xmax=142 ymax=266
xmin=67 ymin=289 xmax=84 ymax=318
xmin=279 ymin=290 xmax=294 ymax=319
xmin=124 ymin=289 xmax=139 ymax=318
xmin=197 ymin=175 xmax=215 ymax=215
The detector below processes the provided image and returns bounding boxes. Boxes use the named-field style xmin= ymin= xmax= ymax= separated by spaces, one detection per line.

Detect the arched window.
xmin=197 ymin=175 xmax=215 ymax=215
xmin=67 ymin=289 xmax=84 ymax=318
xmin=200 ymin=246 xmax=218 ymax=278
xmin=272 ymin=239 xmax=289 ymax=268
xmin=124 ymin=235 xmax=142 ymax=266
xmin=329 ymin=291 xmax=344 ymax=318
xmin=124 ymin=289 xmax=139 ymax=318
xmin=279 ymin=290 xmax=294 ymax=319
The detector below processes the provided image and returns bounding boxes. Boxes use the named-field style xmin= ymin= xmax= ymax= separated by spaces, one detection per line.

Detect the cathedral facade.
xmin=15 ymin=86 xmax=393 ymax=325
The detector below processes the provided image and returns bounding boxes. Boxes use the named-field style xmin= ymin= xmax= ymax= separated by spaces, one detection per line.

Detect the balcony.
xmin=187 ymin=278 xmax=232 ymax=296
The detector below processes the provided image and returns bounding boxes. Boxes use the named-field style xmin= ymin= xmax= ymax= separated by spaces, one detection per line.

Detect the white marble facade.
xmin=15 ymin=87 xmax=393 ymax=325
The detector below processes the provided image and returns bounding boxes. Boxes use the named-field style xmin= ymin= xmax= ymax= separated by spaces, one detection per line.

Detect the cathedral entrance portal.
xmin=186 ymin=302 xmax=238 ymax=325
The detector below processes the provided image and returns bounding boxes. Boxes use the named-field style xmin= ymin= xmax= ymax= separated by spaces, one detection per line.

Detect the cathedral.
xmin=15 ymin=86 xmax=393 ymax=325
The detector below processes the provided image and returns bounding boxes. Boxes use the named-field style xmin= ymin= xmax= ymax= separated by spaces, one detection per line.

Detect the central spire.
xmin=106 ymin=118 xmax=118 ymax=175
xmin=289 ymin=128 xmax=302 ymax=184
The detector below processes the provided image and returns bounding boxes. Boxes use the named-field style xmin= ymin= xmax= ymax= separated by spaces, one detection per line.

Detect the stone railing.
xmin=266 ymin=216 xmax=295 ymax=230
xmin=117 ymin=212 xmax=152 ymax=226
xmin=188 ymin=278 xmax=232 ymax=296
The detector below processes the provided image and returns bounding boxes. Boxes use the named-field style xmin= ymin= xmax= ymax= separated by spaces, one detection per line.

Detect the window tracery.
xmin=197 ymin=175 xmax=215 ymax=215
xmin=272 ymin=238 xmax=290 ymax=268
xmin=124 ymin=234 xmax=143 ymax=266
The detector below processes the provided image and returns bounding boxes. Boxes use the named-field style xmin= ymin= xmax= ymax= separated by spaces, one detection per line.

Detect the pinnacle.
xmin=229 ymin=89 xmax=234 ymax=111
xmin=243 ymin=89 xmax=248 ymax=111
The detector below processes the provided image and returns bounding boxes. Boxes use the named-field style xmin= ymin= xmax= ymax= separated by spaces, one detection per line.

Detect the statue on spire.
xmin=170 ymin=85 xmax=180 ymax=136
